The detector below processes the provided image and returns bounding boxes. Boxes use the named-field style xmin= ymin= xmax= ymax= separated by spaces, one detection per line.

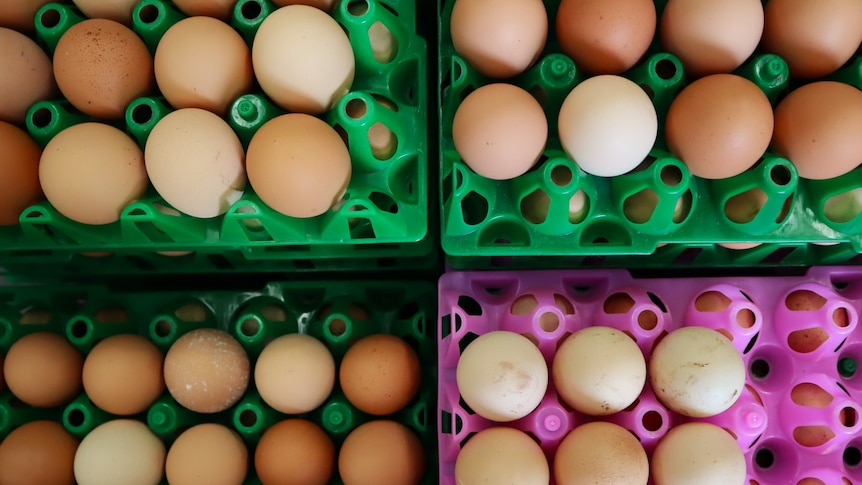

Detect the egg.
xmin=71 ymin=0 xmax=140 ymax=24
xmin=650 ymin=326 xmax=745 ymax=417
xmin=453 ymin=83 xmax=548 ymax=180
xmin=651 ymin=422 xmax=746 ymax=485
xmin=450 ymin=0 xmax=547 ymax=79
xmin=338 ymin=420 xmax=424 ymax=485
xmin=555 ymin=421 xmax=648 ymax=485
xmin=553 ymin=326 xmax=646 ymax=416
xmin=666 ymin=74 xmax=773 ymax=179
xmin=171 ymin=0 xmax=239 ymax=20
xmin=53 ymin=19 xmax=154 ymax=119
xmin=145 ymin=108 xmax=246 ymax=218
xmin=0 ymin=0 xmax=54 ymax=30
xmin=74 ymin=419 xmax=166 ymax=485
xmin=556 ymin=0 xmax=656 ymax=75
xmin=254 ymin=333 xmax=335 ymax=414
xmin=339 ymin=334 xmax=421 ymax=416
xmin=0 ymin=28 xmax=56 ymax=124
xmin=166 ymin=423 xmax=248 ymax=485
xmin=255 ymin=419 xmax=335 ymax=485
xmin=660 ymin=0 xmax=764 ymax=77
xmin=4 ymin=332 xmax=83 ymax=408
xmin=0 ymin=122 xmax=43 ymax=226
xmin=246 ymin=113 xmax=351 ymax=218
xmin=772 ymin=81 xmax=862 ymax=180
xmin=456 ymin=330 xmax=548 ymax=422
xmin=40 ymin=122 xmax=148 ymax=225
xmin=272 ymin=0 xmax=338 ymax=12
xmin=455 ymin=426 xmax=548 ymax=485
xmin=762 ymin=0 xmax=862 ymax=79
xmin=252 ymin=5 xmax=354 ymax=114
xmin=82 ymin=334 xmax=165 ymax=415
xmin=155 ymin=17 xmax=253 ymax=116
xmin=0 ymin=420 xmax=79 ymax=485
xmin=558 ymin=75 xmax=657 ymax=177
xmin=164 ymin=328 xmax=250 ymax=413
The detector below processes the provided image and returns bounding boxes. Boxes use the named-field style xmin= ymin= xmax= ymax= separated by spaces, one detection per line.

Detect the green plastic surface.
xmin=0 ymin=280 xmax=438 ymax=485
xmin=3 ymin=0 xmax=431 ymax=276
xmin=439 ymin=0 xmax=862 ymax=269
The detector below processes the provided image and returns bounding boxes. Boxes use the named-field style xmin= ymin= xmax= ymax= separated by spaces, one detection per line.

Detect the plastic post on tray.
xmin=132 ymin=0 xmax=186 ymax=54
xmin=34 ymin=2 xmax=86 ymax=54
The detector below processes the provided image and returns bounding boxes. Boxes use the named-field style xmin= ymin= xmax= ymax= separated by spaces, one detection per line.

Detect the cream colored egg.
xmin=652 ymin=422 xmax=746 ymax=485
xmin=74 ymin=420 xmax=166 ymax=485
xmin=456 ymin=427 xmax=549 ymax=485
xmin=255 ymin=334 xmax=335 ymax=414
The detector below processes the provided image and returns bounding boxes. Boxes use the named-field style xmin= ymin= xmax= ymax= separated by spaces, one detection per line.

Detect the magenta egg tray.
xmin=438 ymin=267 xmax=862 ymax=485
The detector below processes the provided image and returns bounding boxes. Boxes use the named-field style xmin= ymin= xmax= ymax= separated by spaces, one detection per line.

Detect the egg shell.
xmin=452 ymin=83 xmax=548 ymax=180
xmin=155 ymin=17 xmax=253 ymax=116
xmin=171 ymin=0 xmax=238 ymax=20
xmin=246 ymin=113 xmax=351 ymax=218
xmin=450 ymin=0 xmax=548 ymax=79
xmin=338 ymin=420 xmax=424 ymax=485
xmin=166 ymin=423 xmax=248 ymax=485
xmin=0 ymin=0 xmax=54 ymax=31
xmin=651 ymin=422 xmax=746 ymax=485
xmin=145 ymin=108 xmax=246 ymax=218
xmin=255 ymin=419 xmax=335 ymax=485
xmin=339 ymin=333 xmax=421 ymax=416
xmin=71 ymin=0 xmax=140 ymax=24
xmin=252 ymin=5 xmax=354 ymax=114
xmin=455 ymin=427 xmax=549 ymax=485
xmin=0 ymin=420 xmax=79 ymax=485
xmin=554 ymin=421 xmax=649 ymax=485
xmin=73 ymin=419 xmax=166 ymax=485
xmin=0 ymin=28 xmax=56 ymax=124
xmin=82 ymin=334 xmax=165 ymax=415
xmin=53 ymin=19 xmax=154 ymax=119
xmin=254 ymin=333 xmax=335 ymax=414
xmin=4 ymin=332 xmax=83 ymax=408
xmin=272 ymin=0 xmax=338 ymax=12
xmin=39 ymin=122 xmax=148 ymax=225
xmin=0 ymin=121 xmax=43 ymax=226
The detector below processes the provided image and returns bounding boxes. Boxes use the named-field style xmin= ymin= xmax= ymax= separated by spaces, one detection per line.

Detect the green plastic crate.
xmin=1 ymin=0 xmax=430 ymax=274
xmin=0 ymin=279 xmax=438 ymax=485
xmin=439 ymin=0 xmax=862 ymax=270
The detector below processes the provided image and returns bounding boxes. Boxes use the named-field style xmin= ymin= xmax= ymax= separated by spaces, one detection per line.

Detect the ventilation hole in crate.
xmin=695 ymin=291 xmax=731 ymax=312
xmin=655 ymin=58 xmax=678 ymax=80
xmin=484 ymin=287 xmax=503 ymax=295
xmin=824 ymin=188 xmax=862 ymax=224
xmin=794 ymin=425 xmax=835 ymax=447
xmin=137 ymin=3 xmax=160 ymax=23
xmin=647 ymin=292 xmax=668 ymax=312
xmin=788 ymin=328 xmax=829 ymax=354
xmin=675 ymin=190 xmax=693 ymax=223
xmin=792 ymin=382 xmax=832 ymax=408
xmin=461 ymin=191 xmax=489 ymax=226
xmin=603 ymin=292 xmax=635 ymax=314
xmin=240 ymin=318 xmax=260 ymax=338
xmin=348 ymin=303 xmax=370 ymax=321
xmin=737 ymin=309 xmax=756 ymax=328
xmin=458 ymin=295 xmax=482 ymax=316
xmin=329 ymin=318 xmax=347 ymax=337
xmin=844 ymin=408 xmax=858 ymax=428
xmin=725 ymin=189 xmax=769 ymax=224
xmin=835 ymin=307 xmax=851 ymax=327
xmin=69 ymin=319 xmax=89 ymax=339
xmin=153 ymin=319 xmax=174 ymax=338
xmin=369 ymin=122 xmax=398 ymax=160
xmin=441 ymin=314 xmax=452 ymax=339
xmin=347 ymin=0 xmax=369 ymax=15
xmin=239 ymin=409 xmax=258 ymax=428
xmin=521 ymin=189 xmax=549 ymax=224
xmin=750 ymin=358 xmax=770 ymax=379
xmin=743 ymin=332 xmax=759 ymax=354
xmin=346 ymin=98 xmax=367 ymax=119
xmin=131 ymin=103 xmax=153 ymax=125
xmin=672 ymin=247 xmax=703 ymax=265
xmin=441 ymin=410 xmax=452 ymax=434
xmin=624 ymin=189 xmax=659 ymax=224
xmin=638 ymin=310 xmax=658 ymax=330
xmin=350 ymin=219 xmax=376 ymax=239
xmin=369 ymin=192 xmax=398 ymax=214
xmin=19 ymin=308 xmax=51 ymax=325
xmin=94 ymin=308 xmax=128 ymax=323
xmin=580 ymin=220 xmax=632 ymax=246
xmin=30 ymin=106 xmax=53 ymax=128
xmin=845 ymin=446 xmax=862 ymax=467
xmin=398 ymin=302 xmax=420 ymax=320
xmin=569 ymin=190 xmax=590 ymax=224
xmin=551 ymin=165 xmax=573 ymax=187
xmin=65 ymin=408 xmax=85 ymax=427
xmin=554 ymin=294 xmax=574 ymax=314
xmin=40 ymin=7 xmax=61 ymax=28
xmin=838 ymin=382 xmax=851 ymax=396
xmin=175 ymin=303 xmax=207 ymax=322
xmin=786 ymin=289 xmax=827 ymax=310
xmin=755 ymin=448 xmax=775 ymax=469
xmin=458 ymin=332 xmax=479 ymax=354
xmin=241 ymin=0 xmax=263 ymax=20
xmin=511 ymin=294 xmax=538 ymax=315
xmin=413 ymin=315 xmax=426 ymax=337
xmin=642 ymin=410 xmax=663 ymax=432
xmin=538 ymin=313 xmax=559 ymax=333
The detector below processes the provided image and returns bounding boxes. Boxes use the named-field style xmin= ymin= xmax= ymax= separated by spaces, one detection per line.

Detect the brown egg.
xmin=255 ymin=334 xmax=335 ymax=414
xmin=555 ymin=422 xmax=648 ymax=485
xmin=0 ymin=353 xmax=4 ymax=392
xmin=0 ymin=420 xmax=79 ymax=485
xmin=763 ymin=0 xmax=862 ymax=79
xmin=651 ymin=422 xmax=746 ymax=485
xmin=164 ymin=328 xmax=250 ymax=413
xmin=40 ymin=122 xmax=148 ymax=225
xmin=155 ymin=17 xmax=253 ymax=116
xmin=666 ymin=74 xmax=773 ymax=179
xmin=255 ymin=419 xmax=335 ymax=485
xmin=71 ymin=0 xmax=140 ymax=24
xmin=0 ymin=122 xmax=43 ymax=226
xmin=53 ymin=19 xmax=154 ymax=119
xmin=172 ymin=0 xmax=238 ymax=20
xmin=0 ymin=28 xmax=56 ymax=124
xmin=4 ymin=332 xmax=83 ymax=407
xmin=166 ymin=423 xmax=248 ymax=485
xmin=340 ymin=334 xmax=421 ymax=416
xmin=338 ymin=420 xmax=424 ymax=485
xmin=246 ymin=114 xmax=351 ymax=218
xmin=456 ymin=427 xmax=549 ymax=485
xmin=772 ymin=82 xmax=862 ymax=180
xmin=272 ymin=0 xmax=338 ymax=12
xmin=0 ymin=0 xmax=54 ymax=31
xmin=82 ymin=334 xmax=165 ymax=415
xmin=556 ymin=0 xmax=656 ymax=74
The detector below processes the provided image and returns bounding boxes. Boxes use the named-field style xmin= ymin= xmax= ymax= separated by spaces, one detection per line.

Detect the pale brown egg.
xmin=255 ymin=419 xmax=335 ymax=485
xmin=166 ymin=424 xmax=248 ymax=485
xmin=772 ymin=82 xmax=862 ymax=180
xmin=0 ymin=27 xmax=56 ymax=124
xmin=555 ymin=422 xmax=648 ymax=485
xmin=340 ymin=334 xmax=421 ymax=416
xmin=53 ymin=19 xmax=154 ymax=119
xmin=164 ymin=328 xmax=250 ymax=413
xmin=652 ymin=422 xmax=746 ymax=485
xmin=255 ymin=333 xmax=335 ymax=414
xmin=272 ymin=0 xmax=338 ymax=12
xmin=172 ymin=0 xmax=239 ymax=20
xmin=82 ymin=334 xmax=165 ymax=415
xmin=0 ymin=420 xmax=79 ymax=485
xmin=4 ymin=332 xmax=83 ymax=408
xmin=338 ymin=420 xmax=424 ymax=485
xmin=72 ymin=0 xmax=140 ymax=24
xmin=40 ymin=122 xmax=148 ymax=225
xmin=246 ymin=114 xmax=351 ymax=218
xmin=456 ymin=427 xmax=549 ymax=485
xmin=0 ymin=0 xmax=54 ymax=31
xmin=556 ymin=0 xmax=656 ymax=74
xmin=74 ymin=419 xmax=166 ymax=485
xmin=0 ymin=121 xmax=43 ymax=226
xmin=155 ymin=17 xmax=253 ymax=116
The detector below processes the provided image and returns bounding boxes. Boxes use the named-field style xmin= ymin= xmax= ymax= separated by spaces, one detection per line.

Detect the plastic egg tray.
xmin=0 ymin=280 xmax=438 ymax=485
xmin=0 ymin=0 xmax=430 ymax=274
xmin=438 ymin=0 xmax=862 ymax=270
xmin=438 ymin=267 xmax=862 ymax=484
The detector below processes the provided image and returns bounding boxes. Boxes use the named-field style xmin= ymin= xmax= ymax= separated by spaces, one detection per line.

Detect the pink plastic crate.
xmin=438 ymin=267 xmax=862 ymax=485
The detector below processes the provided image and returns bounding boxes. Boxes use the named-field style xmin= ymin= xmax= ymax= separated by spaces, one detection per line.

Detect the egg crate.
xmin=0 ymin=279 xmax=438 ymax=485
xmin=0 ymin=0 xmax=430 ymax=274
xmin=438 ymin=0 xmax=862 ymax=270
xmin=438 ymin=267 xmax=862 ymax=484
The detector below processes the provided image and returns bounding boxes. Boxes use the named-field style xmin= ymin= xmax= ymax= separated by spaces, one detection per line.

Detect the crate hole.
xmin=655 ymin=58 xmax=678 ymax=80
xmin=240 ymin=318 xmax=261 ymax=337
xmin=771 ymin=164 xmax=792 ymax=186
xmin=695 ymin=291 xmax=731 ymax=312
xmin=554 ymin=294 xmax=574 ymax=314
xmin=788 ymin=328 xmax=829 ymax=354
xmin=647 ymin=292 xmax=668 ymax=312
xmin=241 ymin=0 xmax=263 ymax=20
xmin=239 ymin=409 xmax=258 ymax=428
xmin=538 ymin=312 xmax=559 ymax=332
xmin=750 ymin=358 xmax=770 ymax=379
xmin=457 ymin=295 xmax=482 ymax=316
xmin=725 ymin=189 xmax=767 ymax=224
xmin=672 ymin=247 xmax=703 ymax=264
xmin=346 ymin=98 xmax=367 ymax=119
xmin=845 ymin=446 xmax=862 ymax=467
xmin=642 ymin=410 xmax=662 ymax=432
xmin=461 ymin=191 xmax=489 ymax=226
xmin=175 ymin=303 xmax=207 ymax=322
xmin=94 ymin=307 xmax=128 ymax=323
xmin=638 ymin=310 xmax=657 ymax=330
xmin=755 ymin=448 xmax=774 ymax=469
xmin=30 ymin=107 xmax=53 ymax=128
xmin=791 ymin=382 xmax=832 ymax=407
xmin=66 ymin=408 xmax=85 ymax=427
xmin=368 ymin=21 xmax=397 ymax=64
xmin=329 ymin=318 xmax=347 ymax=337
xmin=131 ymin=103 xmax=153 ymax=125
xmin=347 ymin=0 xmax=369 ymax=15
xmin=835 ymin=307 xmax=850 ymax=327
xmin=844 ymin=408 xmax=858 ymax=427
xmin=551 ymin=165 xmax=573 ymax=187
xmin=737 ymin=309 xmax=756 ymax=328
xmin=138 ymin=3 xmax=160 ymax=23
xmin=153 ymin=319 xmax=174 ymax=338
xmin=604 ymin=293 xmax=635 ymax=314
xmin=824 ymin=188 xmax=862 ymax=224
xmin=40 ymin=7 xmax=61 ymax=28
xmin=623 ymin=189 xmax=659 ymax=224
xmin=511 ymin=294 xmax=537 ymax=315
xmin=458 ymin=331 xmax=479 ymax=354
xmin=520 ymin=189 xmax=549 ymax=224
xmin=762 ymin=246 xmax=796 ymax=264
xmin=661 ymin=164 xmax=683 ymax=187
xmin=369 ymin=122 xmax=397 ymax=160
xmin=19 ymin=308 xmax=51 ymax=325
xmin=398 ymin=302 xmax=420 ymax=320
xmin=69 ymin=319 xmax=89 ymax=339
xmin=369 ymin=192 xmax=398 ymax=214
xmin=350 ymin=219 xmax=376 ymax=239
